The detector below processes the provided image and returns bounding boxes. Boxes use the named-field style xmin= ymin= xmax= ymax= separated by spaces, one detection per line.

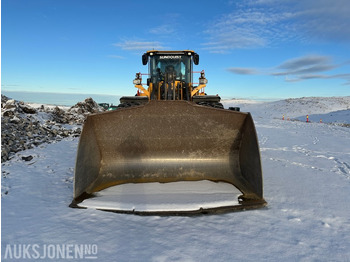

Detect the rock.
xmin=1 ymin=147 xmax=9 ymax=161
xmin=3 ymin=110 xmax=15 ymax=117
xmin=69 ymin=97 xmax=104 ymax=114
xmin=22 ymin=155 xmax=33 ymax=161
xmin=10 ymin=116 xmax=20 ymax=124
xmin=0 ymin=96 xmax=91 ymax=162
xmin=20 ymin=104 xmax=37 ymax=114
xmin=1 ymin=94 xmax=9 ymax=106
xmin=3 ymin=100 xmax=17 ymax=109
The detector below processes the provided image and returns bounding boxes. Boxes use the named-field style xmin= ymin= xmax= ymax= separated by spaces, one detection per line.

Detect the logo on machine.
xmin=159 ymin=55 xmax=182 ymax=59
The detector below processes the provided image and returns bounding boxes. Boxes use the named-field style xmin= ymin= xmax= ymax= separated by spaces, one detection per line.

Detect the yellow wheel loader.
xmin=70 ymin=50 xmax=266 ymax=215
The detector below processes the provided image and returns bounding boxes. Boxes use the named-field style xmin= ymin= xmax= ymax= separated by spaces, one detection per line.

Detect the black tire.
xmin=229 ymin=107 xmax=240 ymax=111
xmin=117 ymin=101 xmax=142 ymax=109
xmin=196 ymin=101 xmax=224 ymax=109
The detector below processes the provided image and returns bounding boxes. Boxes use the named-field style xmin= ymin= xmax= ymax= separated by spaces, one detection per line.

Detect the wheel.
xmin=196 ymin=101 xmax=224 ymax=109
xmin=229 ymin=107 xmax=240 ymax=111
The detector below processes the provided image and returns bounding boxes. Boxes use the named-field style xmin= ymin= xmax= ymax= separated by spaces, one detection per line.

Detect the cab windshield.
xmin=149 ymin=54 xmax=192 ymax=83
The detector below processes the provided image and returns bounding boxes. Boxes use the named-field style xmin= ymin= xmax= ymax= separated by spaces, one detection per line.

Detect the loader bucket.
xmin=71 ymin=101 xmax=266 ymax=214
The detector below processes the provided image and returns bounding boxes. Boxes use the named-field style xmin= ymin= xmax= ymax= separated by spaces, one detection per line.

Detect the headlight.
xmin=199 ymin=78 xmax=208 ymax=85
xmin=133 ymin=79 xmax=141 ymax=85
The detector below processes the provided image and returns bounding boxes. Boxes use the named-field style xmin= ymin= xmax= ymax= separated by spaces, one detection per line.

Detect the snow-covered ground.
xmin=2 ymin=97 xmax=350 ymax=261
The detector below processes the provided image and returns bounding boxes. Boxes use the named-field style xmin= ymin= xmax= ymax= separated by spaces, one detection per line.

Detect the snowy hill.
xmin=2 ymin=96 xmax=350 ymax=261
xmin=222 ymin=96 xmax=350 ymax=122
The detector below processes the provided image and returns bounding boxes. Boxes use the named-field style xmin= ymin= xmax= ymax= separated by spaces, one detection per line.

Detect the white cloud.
xmin=202 ymin=5 xmax=297 ymax=51
xmin=202 ymin=0 xmax=350 ymax=52
xmin=113 ymin=40 xmax=166 ymax=51
xmin=272 ymin=55 xmax=350 ymax=84
xmin=149 ymin=24 xmax=176 ymax=35
xmin=284 ymin=73 xmax=350 ymax=83
xmin=107 ymin=55 xmax=125 ymax=59
xmin=277 ymin=55 xmax=331 ymax=70
xmin=227 ymin=54 xmax=350 ymax=85
xmin=227 ymin=67 xmax=260 ymax=75
xmin=294 ymin=0 xmax=350 ymax=42
xmin=272 ymin=55 xmax=337 ymax=76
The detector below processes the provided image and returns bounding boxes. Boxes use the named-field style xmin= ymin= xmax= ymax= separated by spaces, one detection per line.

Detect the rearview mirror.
xmin=142 ymin=54 xmax=148 ymax=65
xmin=193 ymin=53 xmax=199 ymax=65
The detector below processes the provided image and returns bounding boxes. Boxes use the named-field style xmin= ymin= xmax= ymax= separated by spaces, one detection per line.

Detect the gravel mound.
xmin=1 ymin=95 xmax=105 ymax=162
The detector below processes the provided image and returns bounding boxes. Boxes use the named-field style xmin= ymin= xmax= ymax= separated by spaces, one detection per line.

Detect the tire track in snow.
xmin=331 ymin=157 xmax=350 ymax=179
xmin=262 ymin=144 xmax=350 ymax=180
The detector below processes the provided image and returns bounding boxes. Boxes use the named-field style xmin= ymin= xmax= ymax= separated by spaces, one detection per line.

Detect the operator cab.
xmin=140 ymin=51 xmax=200 ymax=100
xmin=143 ymin=51 xmax=198 ymax=84
xmin=143 ymin=51 xmax=198 ymax=83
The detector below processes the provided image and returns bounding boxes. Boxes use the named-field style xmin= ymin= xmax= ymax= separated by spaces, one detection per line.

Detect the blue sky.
xmin=2 ymin=0 xmax=350 ymax=99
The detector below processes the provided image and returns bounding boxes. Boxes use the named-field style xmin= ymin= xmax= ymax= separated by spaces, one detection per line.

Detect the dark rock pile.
xmin=68 ymin=97 xmax=105 ymax=124
xmin=1 ymin=95 xmax=105 ymax=162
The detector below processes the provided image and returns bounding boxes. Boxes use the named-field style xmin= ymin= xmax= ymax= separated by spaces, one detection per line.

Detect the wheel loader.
xmin=70 ymin=50 xmax=266 ymax=215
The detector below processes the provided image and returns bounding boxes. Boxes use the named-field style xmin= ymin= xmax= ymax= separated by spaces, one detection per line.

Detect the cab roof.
xmin=146 ymin=50 xmax=195 ymax=55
